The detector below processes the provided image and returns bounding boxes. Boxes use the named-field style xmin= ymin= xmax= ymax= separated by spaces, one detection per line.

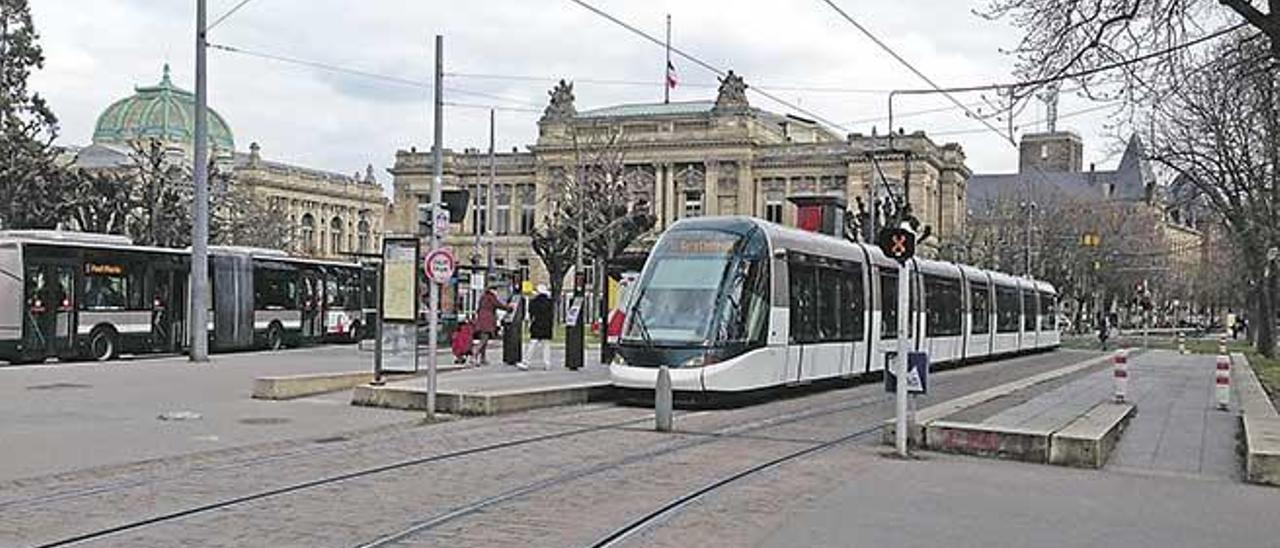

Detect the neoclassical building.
xmin=73 ymin=64 xmax=388 ymax=259
xmin=390 ymin=72 xmax=971 ymax=285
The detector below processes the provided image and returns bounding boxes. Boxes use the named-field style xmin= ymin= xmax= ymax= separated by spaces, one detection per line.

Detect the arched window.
xmin=330 ymin=217 xmax=344 ymax=255
xmin=300 ymin=213 xmax=316 ymax=253
xmin=357 ymin=219 xmax=371 ymax=253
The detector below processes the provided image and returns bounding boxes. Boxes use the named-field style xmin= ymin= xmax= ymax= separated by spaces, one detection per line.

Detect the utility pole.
xmin=663 ymin=14 xmax=671 ymax=104
xmin=488 ymin=108 xmax=496 ymax=273
xmin=190 ymin=0 xmax=210 ymax=362
xmin=427 ymin=35 xmax=443 ymax=420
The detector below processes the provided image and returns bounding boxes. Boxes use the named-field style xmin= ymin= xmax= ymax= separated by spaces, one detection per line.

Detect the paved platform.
xmin=351 ymin=362 xmax=614 ymax=415
xmin=918 ymin=350 xmax=1238 ymax=476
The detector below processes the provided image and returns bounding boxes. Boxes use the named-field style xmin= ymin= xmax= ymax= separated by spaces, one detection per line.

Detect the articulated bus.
xmin=0 ymin=230 xmax=372 ymax=364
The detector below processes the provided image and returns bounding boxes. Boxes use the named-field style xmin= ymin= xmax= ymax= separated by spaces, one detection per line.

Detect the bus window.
xmin=82 ymin=263 xmax=142 ymax=310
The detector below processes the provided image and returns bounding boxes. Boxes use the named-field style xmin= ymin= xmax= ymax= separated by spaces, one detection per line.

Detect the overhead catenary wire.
xmin=566 ymin=0 xmax=851 ymax=132
xmin=208 ymin=42 xmax=546 ymax=109
xmin=444 ymin=71 xmax=895 ymax=94
xmin=207 ymin=0 xmax=260 ymax=31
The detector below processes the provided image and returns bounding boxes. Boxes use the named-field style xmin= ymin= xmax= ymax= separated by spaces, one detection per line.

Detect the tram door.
xmin=151 ymin=269 xmax=186 ymax=352
xmin=23 ymin=262 xmax=76 ymax=358
xmin=300 ymin=270 xmax=323 ymax=341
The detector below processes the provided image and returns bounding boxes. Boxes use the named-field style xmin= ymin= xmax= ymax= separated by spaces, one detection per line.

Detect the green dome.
xmin=92 ymin=64 xmax=235 ymax=151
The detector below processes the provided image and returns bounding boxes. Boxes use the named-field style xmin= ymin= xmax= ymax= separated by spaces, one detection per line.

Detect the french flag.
xmin=666 ymin=61 xmax=678 ymax=89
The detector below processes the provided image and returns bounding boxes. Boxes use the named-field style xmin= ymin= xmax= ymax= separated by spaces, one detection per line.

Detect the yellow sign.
xmin=84 ymin=263 xmax=124 ymax=276
xmin=521 ymin=280 xmax=534 ymax=294
xmin=382 ymin=240 xmax=418 ymax=322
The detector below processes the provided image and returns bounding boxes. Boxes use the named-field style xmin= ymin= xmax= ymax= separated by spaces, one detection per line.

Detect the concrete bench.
xmin=925 ymin=421 xmax=1052 ymax=463
xmin=1233 ymin=352 xmax=1280 ymax=486
xmin=1049 ymin=402 xmax=1135 ymax=468
xmin=253 ymin=371 xmax=421 ymax=400
xmin=352 ymin=381 xmax=617 ymax=416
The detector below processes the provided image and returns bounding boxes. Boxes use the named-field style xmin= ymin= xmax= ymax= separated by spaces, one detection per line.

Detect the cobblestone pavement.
xmin=2 ymin=350 xmax=1107 ymax=547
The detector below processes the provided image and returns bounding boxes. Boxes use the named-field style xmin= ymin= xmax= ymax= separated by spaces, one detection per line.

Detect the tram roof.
xmin=661 ymin=216 xmax=1054 ymax=294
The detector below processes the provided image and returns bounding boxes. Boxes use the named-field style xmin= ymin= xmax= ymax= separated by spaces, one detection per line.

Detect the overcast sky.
xmin=30 ymin=0 xmax=1136 ymax=195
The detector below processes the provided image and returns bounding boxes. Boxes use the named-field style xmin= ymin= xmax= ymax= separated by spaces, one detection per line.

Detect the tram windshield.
xmin=624 ymin=227 xmax=769 ymax=346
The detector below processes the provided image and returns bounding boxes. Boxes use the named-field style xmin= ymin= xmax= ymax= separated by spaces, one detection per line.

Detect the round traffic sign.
xmin=424 ymin=249 xmax=456 ymax=284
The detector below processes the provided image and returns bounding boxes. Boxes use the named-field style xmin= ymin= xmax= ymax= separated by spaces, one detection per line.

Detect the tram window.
xmin=970 ymin=281 xmax=991 ymax=335
xmin=789 ymin=262 xmax=819 ymax=343
xmin=924 ymin=275 xmax=962 ymax=337
xmin=714 ymin=256 xmax=770 ymax=345
xmin=1040 ymin=292 xmax=1056 ymax=329
xmin=844 ymin=266 xmax=865 ymax=341
xmin=881 ymin=271 xmax=897 ymax=339
xmin=817 ymin=268 xmax=844 ymax=340
xmin=1023 ymin=290 xmax=1038 ymax=331
xmin=995 ymin=285 xmax=1021 ymax=333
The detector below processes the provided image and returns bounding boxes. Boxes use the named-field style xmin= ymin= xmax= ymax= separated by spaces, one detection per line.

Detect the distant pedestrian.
xmin=1098 ymin=312 xmax=1110 ymax=351
xmin=474 ymin=282 xmax=512 ymax=366
xmin=520 ymin=284 xmax=554 ymax=371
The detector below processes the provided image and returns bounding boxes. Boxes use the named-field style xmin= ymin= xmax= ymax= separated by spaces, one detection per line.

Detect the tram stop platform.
xmin=351 ymin=363 xmax=614 ymax=416
xmin=891 ymin=350 xmax=1242 ymax=477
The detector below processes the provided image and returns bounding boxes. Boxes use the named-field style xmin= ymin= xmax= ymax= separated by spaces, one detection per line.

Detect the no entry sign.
xmin=424 ymin=248 xmax=456 ymax=284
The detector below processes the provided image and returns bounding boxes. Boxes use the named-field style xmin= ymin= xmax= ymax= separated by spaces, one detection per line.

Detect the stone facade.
xmin=390 ymin=74 xmax=971 ymax=285
xmin=75 ymin=65 xmax=387 ymax=260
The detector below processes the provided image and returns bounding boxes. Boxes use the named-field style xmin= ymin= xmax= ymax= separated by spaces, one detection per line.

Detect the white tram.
xmin=611 ymin=217 xmax=1060 ymax=393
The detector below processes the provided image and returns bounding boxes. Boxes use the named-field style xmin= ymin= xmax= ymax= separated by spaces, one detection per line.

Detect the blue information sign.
xmin=884 ymin=351 xmax=929 ymax=394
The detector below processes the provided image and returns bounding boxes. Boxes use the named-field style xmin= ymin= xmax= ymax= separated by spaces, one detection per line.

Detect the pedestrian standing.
xmin=519 ymin=284 xmax=554 ymax=371
xmin=1098 ymin=311 xmax=1110 ymax=351
xmin=473 ymin=282 xmax=512 ymax=366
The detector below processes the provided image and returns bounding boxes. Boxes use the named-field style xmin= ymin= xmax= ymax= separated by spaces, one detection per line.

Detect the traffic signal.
xmin=878 ymin=226 xmax=916 ymax=263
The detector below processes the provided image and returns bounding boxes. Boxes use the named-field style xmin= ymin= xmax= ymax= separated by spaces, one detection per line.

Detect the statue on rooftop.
xmin=713 ymin=70 xmax=749 ymax=112
xmin=541 ymin=79 xmax=576 ymax=122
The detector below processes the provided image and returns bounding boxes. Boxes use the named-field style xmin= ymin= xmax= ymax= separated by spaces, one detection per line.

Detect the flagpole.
xmin=664 ymin=13 xmax=671 ymax=104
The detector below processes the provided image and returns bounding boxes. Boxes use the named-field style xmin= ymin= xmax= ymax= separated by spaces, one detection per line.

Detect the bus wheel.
xmin=267 ymin=324 xmax=285 ymax=351
xmin=88 ymin=328 xmax=118 ymax=362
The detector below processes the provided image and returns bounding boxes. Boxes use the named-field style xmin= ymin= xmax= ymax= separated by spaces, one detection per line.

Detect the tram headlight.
xmin=681 ymin=354 xmax=707 ymax=368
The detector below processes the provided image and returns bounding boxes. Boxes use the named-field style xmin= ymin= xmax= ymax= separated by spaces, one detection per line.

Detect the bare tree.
xmin=1141 ymin=34 xmax=1279 ymax=354
xmin=531 ymin=123 xmax=655 ymax=316
xmin=980 ymin=0 xmax=1280 ymax=107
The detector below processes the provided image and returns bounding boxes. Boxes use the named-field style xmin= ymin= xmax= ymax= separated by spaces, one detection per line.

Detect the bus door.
xmin=300 ymin=270 xmax=323 ymax=341
xmin=151 ymin=268 xmax=186 ymax=352
xmin=23 ymin=262 xmax=76 ymax=358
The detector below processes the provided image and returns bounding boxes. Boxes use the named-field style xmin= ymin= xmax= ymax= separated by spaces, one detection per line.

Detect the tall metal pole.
xmin=190 ymin=0 xmax=210 ymax=362
xmin=488 ymin=109 xmax=496 ymax=272
xmin=427 ymin=35 xmax=443 ymax=420
xmin=664 ymin=14 xmax=671 ymax=104
xmin=895 ymin=258 xmax=911 ymax=457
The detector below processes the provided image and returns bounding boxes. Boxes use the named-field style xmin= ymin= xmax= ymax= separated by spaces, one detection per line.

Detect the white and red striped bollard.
xmin=1113 ymin=350 xmax=1128 ymax=403
xmin=1178 ymin=332 xmax=1187 ymax=355
xmin=1219 ymin=334 xmax=1228 ymax=355
xmin=1215 ymin=354 xmax=1231 ymax=411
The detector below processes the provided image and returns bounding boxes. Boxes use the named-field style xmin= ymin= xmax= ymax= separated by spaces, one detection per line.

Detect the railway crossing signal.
xmin=878 ymin=226 xmax=916 ymax=263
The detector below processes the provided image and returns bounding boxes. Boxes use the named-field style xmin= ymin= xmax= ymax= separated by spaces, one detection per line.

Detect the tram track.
xmin=31 ymin=390 xmax=887 ymax=548
xmin=348 ymin=393 xmax=888 ymax=548
xmin=0 ymin=403 xmax=632 ymax=513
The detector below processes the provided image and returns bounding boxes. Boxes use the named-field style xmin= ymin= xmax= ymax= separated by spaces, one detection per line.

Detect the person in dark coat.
xmin=519 ymin=284 xmax=555 ymax=370
xmin=474 ymin=282 xmax=512 ymax=366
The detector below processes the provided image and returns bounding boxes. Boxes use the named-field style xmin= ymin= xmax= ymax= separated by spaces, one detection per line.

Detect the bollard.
xmin=1113 ymin=350 xmax=1128 ymax=403
xmin=655 ymin=365 xmax=673 ymax=432
xmin=1215 ymin=354 xmax=1231 ymax=411
xmin=1219 ymin=334 xmax=1228 ymax=356
xmin=1178 ymin=332 xmax=1187 ymax=355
